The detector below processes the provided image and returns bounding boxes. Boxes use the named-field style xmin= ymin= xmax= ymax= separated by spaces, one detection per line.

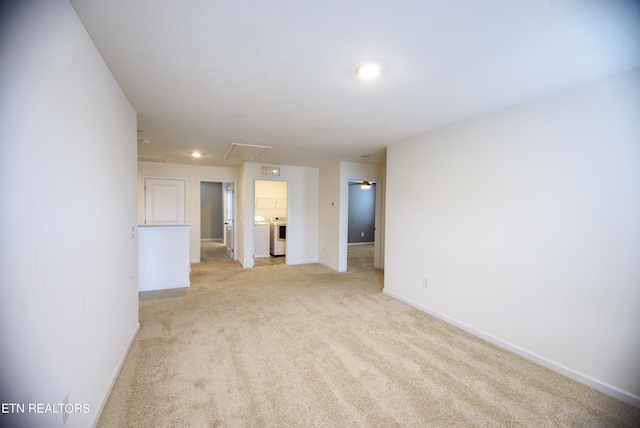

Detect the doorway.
xmin=200 ymin=182 xmax=223 ymax=242
xmin=200 ymin=181 xmax=235 ymax=262
xmin=347 ymin=180 xmax=376 ymax=272
xmin=254 ymin=179 xmax=288 ymax=266
xmin=224 ymin=183 xmax=234 ymax=259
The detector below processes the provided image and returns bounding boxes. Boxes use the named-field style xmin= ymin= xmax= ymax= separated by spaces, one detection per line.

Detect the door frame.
xmin=252 ymin=177 xmax=290 ymax=266
xmin=223 ymin=182 xmax=235 ymax=260
xmin=199 ymin=181 xmax=224 ymax=242
xmin=198 ymin=179 xmax=238 ymax=263
xmin=343 ymin=175 xmax=383 ymax=270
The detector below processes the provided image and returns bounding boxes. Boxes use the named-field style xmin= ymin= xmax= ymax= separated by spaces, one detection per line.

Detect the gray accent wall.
xmin=348 ymin=182 xmax=376 ymax=243
xmin=201 ymin=182 xmax=223 ymax=240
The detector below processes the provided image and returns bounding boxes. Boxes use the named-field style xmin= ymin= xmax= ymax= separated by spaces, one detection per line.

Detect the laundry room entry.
xmin=254 ymin=180 xmax=287 ymax=263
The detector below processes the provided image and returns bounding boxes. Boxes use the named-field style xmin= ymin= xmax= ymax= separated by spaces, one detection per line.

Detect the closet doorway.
xmin=254 ymin=179 xmax=288 ymax=266
xmin=200 ymin=181 xmax=234 ymax=262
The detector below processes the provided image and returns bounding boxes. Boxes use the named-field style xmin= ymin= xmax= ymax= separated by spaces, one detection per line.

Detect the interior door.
xmin=144 ymin=178 xmax=186 ymax=224
xmin=224 ymin=183 xmax=234 ymax=259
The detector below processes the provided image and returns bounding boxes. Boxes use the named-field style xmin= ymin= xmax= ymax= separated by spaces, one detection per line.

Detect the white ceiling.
xmin=69 ymin=0 xmax=640 ymax=168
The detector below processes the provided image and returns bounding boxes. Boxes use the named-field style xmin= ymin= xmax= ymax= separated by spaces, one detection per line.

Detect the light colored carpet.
xmin=98 ymin=243 xmax=640 ymax=427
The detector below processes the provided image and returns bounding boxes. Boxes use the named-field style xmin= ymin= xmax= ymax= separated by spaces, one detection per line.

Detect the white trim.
xmin=287 ymin=259 xmax=319 ymax=266
xmin=197 ymin=179 xmax=238 ymax=263
xmin=348 ymin=242 xmax=374 ymax=246
xmin=382 ymin=288 xmax=640 ymax=408
xmin=252 ymin=176 xmax=290 ymax=266
xmin=92 ymin=323 xmax=140 ymax=427
xmin=318 ymin=261 xmax=340 ymax=272
xmin=344 ymin=174 xmax=383 ymax=272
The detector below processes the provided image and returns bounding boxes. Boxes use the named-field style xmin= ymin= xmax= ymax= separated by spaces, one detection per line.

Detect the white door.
xmin=144 ymin=178 xmax=186 ymax=224
xmin=224 ymin=183 xmax=234 ymax=259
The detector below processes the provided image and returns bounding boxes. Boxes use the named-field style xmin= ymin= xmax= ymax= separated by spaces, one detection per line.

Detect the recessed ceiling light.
xmin=356 ymin=62 xmax=382 ymax=80
xmin=192 ymin=152 xmax=202 ymax=158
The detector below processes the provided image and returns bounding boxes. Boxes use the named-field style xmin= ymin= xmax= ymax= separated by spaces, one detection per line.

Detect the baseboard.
xmin=348 ymin=242 xmax=374 ymax=246
xmin=286 ymin=259 xmax=319 ymax=266
xmin=138 ymin=282 xmax=189 ymax=292
xmin=382 ymin=289 xmax=640 ymax=408
xmin=318 ymin=261 xmax=340 ymax=272
xmin=200 ymin=238 xmax=223 ymax=242
xmin=91 ymin=322 xmax=140 ymax=428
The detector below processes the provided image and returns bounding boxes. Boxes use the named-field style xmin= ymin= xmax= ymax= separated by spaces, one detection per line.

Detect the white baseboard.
xmin=287 ymin=259 xmax=318 ymax=266
xmin=200 ymin=238 xmax=223 ymax=242
xmin=138 ymin=282 xmax=189 ymax=292
xmin=382 ymin=289 xmax=640 ymax=408
xmin=92 ymin=322 xmax=140 ymax=427
xmin=318 ymin=261 xmax=340 ymax=272
xmin=348 ymin=242 xmax=374 ymax=246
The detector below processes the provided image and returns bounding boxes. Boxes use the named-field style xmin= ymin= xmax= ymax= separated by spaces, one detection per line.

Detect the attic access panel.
xmin=224 ymin=143 xmax=272 ymax=161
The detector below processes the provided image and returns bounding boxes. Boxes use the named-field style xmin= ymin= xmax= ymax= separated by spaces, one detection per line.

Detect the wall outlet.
xmin=361 ymin=232 xmax=365 ymax=237
xmin=423 ymin=277 xmax=429 ymax=288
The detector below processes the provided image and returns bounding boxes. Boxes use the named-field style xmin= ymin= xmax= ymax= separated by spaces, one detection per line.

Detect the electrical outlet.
xmin=423 ymin=277 xmax=429 ymax=288
xmin=361 ymin=232 xmax=365 ymax=237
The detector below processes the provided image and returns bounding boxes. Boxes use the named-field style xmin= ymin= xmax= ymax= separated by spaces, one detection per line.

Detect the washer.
xmin=270 ymin=216 xmax=286 ymax=256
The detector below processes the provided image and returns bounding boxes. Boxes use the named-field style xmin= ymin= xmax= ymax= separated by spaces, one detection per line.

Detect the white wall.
xmin=255 ymin=180 xmax=288 ymax=220
xmin=319 ymin=162 xmax=385 ymax=272
xmin=137 ymin=162 xmax=238 ymax=263
xmin=237 ymin=163 xmax=249 ymax=267
xmin=318 ymin=162 xmax=342 ymax=270
xmin=0 ymin=1 xmax=139 ymax=426
xmin=384 ymin=68 xmax=640 ymax=405
xmin=239 ymin=163 xmax=319 ymax=267
xmin=340 ymin=162 xmax=384 ymax=271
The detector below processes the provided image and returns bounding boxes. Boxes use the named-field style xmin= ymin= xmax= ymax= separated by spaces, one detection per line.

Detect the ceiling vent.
xmin=224 ymin=143 xmax=271 ymax=161
xmin=261 ymin=166 xmax=280 ymax=176
xmin=137 ymin=156 xmax=164 ymax=163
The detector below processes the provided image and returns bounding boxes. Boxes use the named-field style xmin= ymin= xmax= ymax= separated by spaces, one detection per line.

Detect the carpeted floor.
xmin=98 ymin=243 xmax=640 ymax=427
